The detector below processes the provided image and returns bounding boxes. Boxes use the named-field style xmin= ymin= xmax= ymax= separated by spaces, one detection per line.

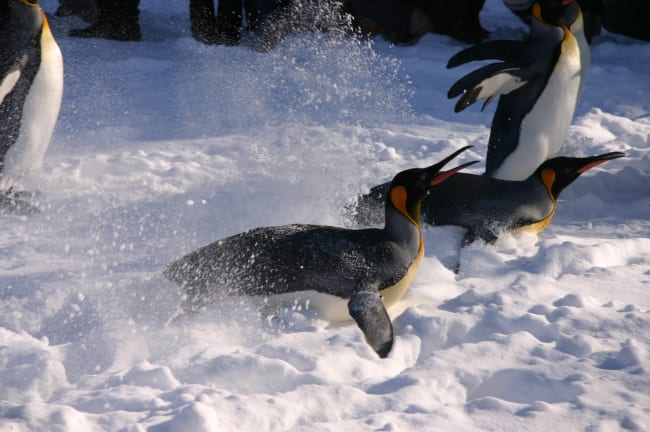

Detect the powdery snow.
xmin=0 ymin=1 xmax=648 ymax=431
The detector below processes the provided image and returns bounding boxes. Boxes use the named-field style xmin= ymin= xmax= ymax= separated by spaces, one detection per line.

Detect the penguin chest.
xmin=261 ymin=290 xmax=352 ymax=322
xmin=495 ymin=35 xmax=582 ymax=181
xmin=379 ymin=249 xmax=423 ymax=308
xmin=512 ymin=203 xmax=557 ymax=235
xmin=2 ymin=23 xmax=63 ymax=184
xmin=512 ymin=199 xmax=557 ymax=234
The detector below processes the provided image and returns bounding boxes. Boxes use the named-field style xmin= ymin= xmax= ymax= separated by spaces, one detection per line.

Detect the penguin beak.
xmin=425 ymin=146 xmax=478 ymax=186
xmin=577 ymin=151 xmax=625 ymax=174
xmin=431 ymin=160 xmax=478 ymax=185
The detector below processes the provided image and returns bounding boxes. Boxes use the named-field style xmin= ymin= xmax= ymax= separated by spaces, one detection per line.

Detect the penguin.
xmin=351 ymin=151 xmax=624 ymax=245
xmin=502 ymin=0 xmax=590 ymax=93
xmin=0 ymin=0 xmax=64 ymax=208
xmin=164 ymin=147 xmax=476 ymax=358
xmin=447 ymin=0 xmax=583 ymax=181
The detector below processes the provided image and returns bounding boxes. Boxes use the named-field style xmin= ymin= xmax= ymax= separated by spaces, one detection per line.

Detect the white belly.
xmin=1 ymin=23 xmax=63 ymax=189
xmin=493 ymin=34 xmax=581 ymax=181
xmin=260 ymin=252 xmax=423 ymax=322
xmin=570 ymin=10 xmax=590 ymax=96
xmin=262 ymin=290 xmax=352 ymax=322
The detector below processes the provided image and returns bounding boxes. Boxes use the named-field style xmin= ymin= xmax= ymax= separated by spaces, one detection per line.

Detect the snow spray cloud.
xmin=175 ymin=0 xmax=414 ymax=135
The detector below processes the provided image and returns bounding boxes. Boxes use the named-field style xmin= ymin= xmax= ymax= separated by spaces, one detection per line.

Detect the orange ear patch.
xmin=390 ymin=185 xmax=417 ymax=225
xmin=541 ymin=168 xmax=557 ymax=201
xmin=532 ymin=3 xmax=543 ymax=20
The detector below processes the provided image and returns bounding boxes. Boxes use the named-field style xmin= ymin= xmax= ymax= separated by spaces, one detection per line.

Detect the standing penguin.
xmin=502 ymin=0 xmax=590 ymax=93
xmin=447 ymin=0 xmax=583 ymax=181
xmin=0 ymin=0 xmax=63 ymax=208
xmin=164 ymin=147 xmax=476 ymax=358
xmin=351 ymin=152 xmax=624 ymax=245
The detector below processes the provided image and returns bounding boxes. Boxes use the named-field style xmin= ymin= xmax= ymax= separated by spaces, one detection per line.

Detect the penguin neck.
xmin=538 ymin=168 xmax=560 ymax=204
xmin=383 ymin=206 xmax=423 ymax=257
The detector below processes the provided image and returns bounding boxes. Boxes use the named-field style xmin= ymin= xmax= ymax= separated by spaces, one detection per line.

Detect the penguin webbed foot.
xmin=0 ymin=190 xmax=40 ymax=215
xmin=461 ymin=228 xmax=498 ymax=247
xmin=348 ymin=289 xmax=394 ymax=358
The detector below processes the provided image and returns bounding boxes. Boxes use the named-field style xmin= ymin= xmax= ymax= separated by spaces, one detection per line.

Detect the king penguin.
xmin=352 ymin=152 xmax=624 ymax=245
xmin=502 ymin=0 xmax=590 ymax=94
xmin=0 ymin=0 xmax=64 ymax=205
xmin=447 ymin=0 xmax=584 ymax=181
xmin=164 ymin=147 xmax=476 ymax=358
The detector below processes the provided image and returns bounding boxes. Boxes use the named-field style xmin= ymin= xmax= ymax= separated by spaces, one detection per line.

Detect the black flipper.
xmin=348 ymin=290 xmax=393 ymax=358
xmin=447 ymin=40 xmax=526 ymax=68
xmin=447 ymin=62 xmax=528 ymax=113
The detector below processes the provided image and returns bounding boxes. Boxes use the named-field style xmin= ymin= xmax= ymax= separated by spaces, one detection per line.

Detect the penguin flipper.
xmin=448 ymin=63 xmax=528 ymax=113
xmin=348 ymin=290 xmax=393 ymax=358
xmin=447 ymin=40 xmax=525 ymax=68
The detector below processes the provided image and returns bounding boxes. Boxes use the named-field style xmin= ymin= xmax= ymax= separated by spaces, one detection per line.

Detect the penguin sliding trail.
xmin=447 ymin=0 xmax=586 ymax=181
xmin=165 ymin=147 xmax=476 ymax=358
xmin=351 ymin=152 xmax=624 ymax=245
xmin=0 ymin=0 xmax=63 ymax=212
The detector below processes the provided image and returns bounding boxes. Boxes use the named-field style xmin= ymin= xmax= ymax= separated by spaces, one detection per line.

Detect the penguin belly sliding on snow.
xmin=0 ymin=0 xmax=64 ymax=213
xmin=164 ymin=147 xmax=476 ymax=358
xmin=447 ymin=0 xmax=584 ymax=181
xmin=352 ymin=152 xmax=624 ymax=245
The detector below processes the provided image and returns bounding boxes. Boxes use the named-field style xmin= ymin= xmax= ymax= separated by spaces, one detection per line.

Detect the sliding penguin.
xmin=447 ymin=0 xmax=583 ymax=181
xmin=0 ymin=0 xmax=64 ymax=206
xmin=352 ymin=152 xmax=624 ymax=245
xmin=165 ymin=147 xmax=476 ymax=358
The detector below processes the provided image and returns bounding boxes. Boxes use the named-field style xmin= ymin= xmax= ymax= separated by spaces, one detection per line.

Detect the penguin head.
xmin=533 ymin=0 xmax=575 ymax=25
xmin=386 ymin=146 xmax=477 ymax=225
xmin=560 ymin=1 xmax=581 ymax=28
xmin=3 ymin=0 xmax=43 ymax=33
xmin=536 ymin=152 xmax=625 ymax=201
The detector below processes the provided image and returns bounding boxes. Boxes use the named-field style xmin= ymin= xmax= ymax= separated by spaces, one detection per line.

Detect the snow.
xmin=1 ymin=0 xmax=649 ymax=431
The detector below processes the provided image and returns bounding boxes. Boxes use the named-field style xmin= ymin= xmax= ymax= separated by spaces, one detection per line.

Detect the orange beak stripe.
xmin=577 ymin=160 xmax=607 ymax=174
xmin=431 ymin=161 xmax=476 ymax=186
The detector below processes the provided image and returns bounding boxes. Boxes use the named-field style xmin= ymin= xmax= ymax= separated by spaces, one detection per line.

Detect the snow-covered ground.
xmin=1 ymin=1 xmax=649 ymax=430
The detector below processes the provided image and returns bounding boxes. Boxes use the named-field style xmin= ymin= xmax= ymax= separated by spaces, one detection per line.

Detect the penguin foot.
xmin=69 ymin=19 xmax=141 ymax=41
xmin=0 ymin=190 xmax=40 ymax=216
xmin=193 ymin=17 xmax=240 ymax=46
xmin=55 ymin=0 xmax=100 ymax=22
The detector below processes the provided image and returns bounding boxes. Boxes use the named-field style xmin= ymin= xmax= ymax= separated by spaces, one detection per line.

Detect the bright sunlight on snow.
xmin=1 ymin=1 xmax=649 ymax=431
